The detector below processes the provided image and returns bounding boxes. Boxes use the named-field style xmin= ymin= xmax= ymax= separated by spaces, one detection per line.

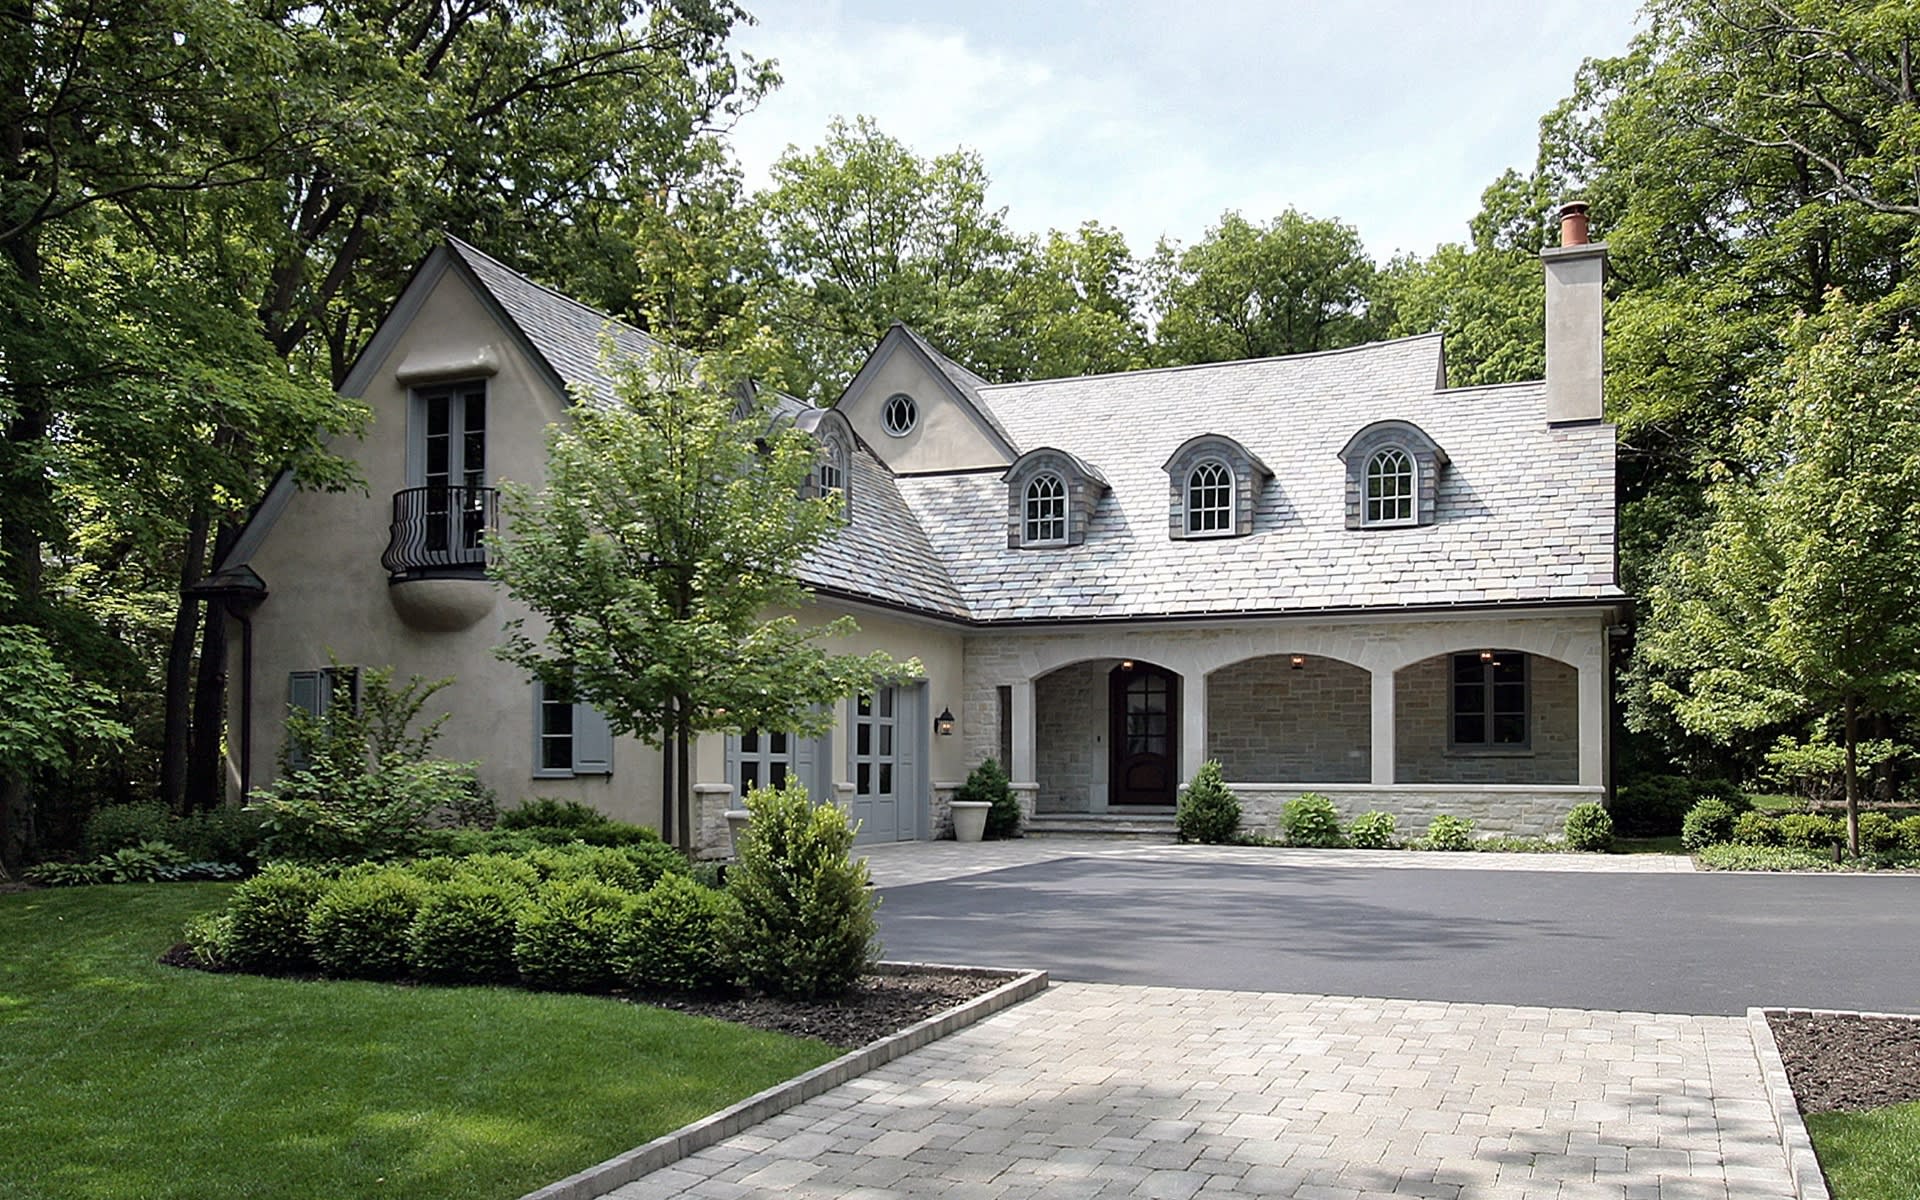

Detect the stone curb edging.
xmin=1747 ymin=1007 xmax=1833 ymax=1200
xmin=518 ymin=962 xmax=1049 ymax=1200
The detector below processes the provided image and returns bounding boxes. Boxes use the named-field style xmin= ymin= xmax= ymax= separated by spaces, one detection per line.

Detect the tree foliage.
xmin=490 ymin=347 xmax=913 ymax=850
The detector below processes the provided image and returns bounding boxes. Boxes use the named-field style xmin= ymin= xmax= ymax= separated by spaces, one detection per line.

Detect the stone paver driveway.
xmin=607 ymin=982 xmax=1794 ymax=1199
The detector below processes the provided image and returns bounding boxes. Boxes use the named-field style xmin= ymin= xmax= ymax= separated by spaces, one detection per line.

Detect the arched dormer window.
xmin=1338 ymin=420 xmax=1449 ymax=529
xmin=1024 ymin=474 xmax=1067 ymax=544
xmin=1161 ymin=434 xmax=1270 ymax=540
xmin=1003 ymin=447 xmax=1109 ymax=548
xmin=1365 ymin=448 xmax=1415 ymax=525
xmin=1186 ymin=461 xmax=1234 ymax=535
xmin=797 ymin=408 xmax=855 ymax=519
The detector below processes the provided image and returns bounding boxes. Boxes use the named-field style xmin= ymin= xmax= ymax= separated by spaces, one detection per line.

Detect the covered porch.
xmin=966 ymin=614 xmax=1613 ymax=839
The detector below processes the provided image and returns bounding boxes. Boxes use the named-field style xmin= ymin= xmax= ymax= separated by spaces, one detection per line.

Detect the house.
xmin=206 ymin=204 xmax=1625 ymax=853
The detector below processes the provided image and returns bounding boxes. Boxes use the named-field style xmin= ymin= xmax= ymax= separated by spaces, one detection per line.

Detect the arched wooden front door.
xmin=1109 ymin=662 xmax=1178 ymax=806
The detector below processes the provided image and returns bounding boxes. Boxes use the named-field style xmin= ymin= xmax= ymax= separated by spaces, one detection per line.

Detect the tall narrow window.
xmin=1450 ymin=652 xmax=1529 ymax=748
xmin=1024 ymin=474 xmax=1067 ymax=544
xmin=852 ymin=689 xmax=897 ymax=797
xmin=1366 ymin=448 xmax=1415 ymax=525
xmin=415 ymin=384 xmax=488 ymax=555
xmin=1185 ymin=461 xmax=1234 ymax=535
xmin=538 ymin=681 xmax=575 ymax=772
xmin=533 ymin=680 xmax=613 ymax=776
xmin=816 ymin=452 xmax=844 ymax=497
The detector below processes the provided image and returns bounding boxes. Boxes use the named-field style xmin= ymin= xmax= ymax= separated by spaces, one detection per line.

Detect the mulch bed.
xmin=1770 ymin=1012 xmax=1920 ymax=1113
xmin=636 ymin=970 xmax=1009 ymax=1050
xmin=159 ymin=945 xmax=1010 ymax=1052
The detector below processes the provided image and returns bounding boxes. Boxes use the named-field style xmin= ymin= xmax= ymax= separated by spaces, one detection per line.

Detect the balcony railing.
xmin=382 ymin=485 xmax=498 ymax=579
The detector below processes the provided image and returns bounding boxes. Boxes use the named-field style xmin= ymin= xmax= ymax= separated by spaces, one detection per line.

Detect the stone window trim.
xmin=1447 ymin=651 xmax=1532 ymax=755
xmin=1161 ymin=433 xmax=1270 ymax=540
xmin=1338 ymin=420 xmax=1449 ymax=529
xmin=1003 ymin=446 xmax=1109 ymax=548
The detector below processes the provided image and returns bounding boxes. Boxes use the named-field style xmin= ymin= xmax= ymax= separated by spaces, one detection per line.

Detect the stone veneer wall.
xmin=1034 ymin=660 xmax=1110 ymax=812
xmin=930 ymin=781 xmax=1038 ymax=839
xmin=1231 ymin=784 xmax=1598 ymax=840
xmin=1207 ymin=656 xmax=1370 ymax=782
xmin=1394 ymin=653 xmax=1578 ymax=785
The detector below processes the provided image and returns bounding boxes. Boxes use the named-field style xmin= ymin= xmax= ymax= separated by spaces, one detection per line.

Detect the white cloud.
xmin=729 ymin=1 xmax=1643 ymax=260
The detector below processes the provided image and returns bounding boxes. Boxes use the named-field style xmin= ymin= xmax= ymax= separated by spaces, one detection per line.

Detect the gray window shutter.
xmin=572 ymin=703 xmax=613 ymax=775
xmin=793 ymin=731 xmax=818 ymax=803
xmin=404 ymin=392 xmax=425 ymax=487
xmin=287 ymin=671 xmax=322 ymax=771
xmin=897 ymin=685 xmax=922 ymax=839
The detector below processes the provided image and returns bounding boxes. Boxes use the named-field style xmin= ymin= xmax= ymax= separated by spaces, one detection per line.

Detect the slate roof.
xmin=449 ymin=239 xmax=1621 ymax=626
xmin=446 ymin=238 xmax=960 ymax=617
xmin=894 ymin=334 xmax=1624 ymax=622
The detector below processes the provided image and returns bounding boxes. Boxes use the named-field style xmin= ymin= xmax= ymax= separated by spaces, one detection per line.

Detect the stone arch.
xmin=1392 ymin=648 xmax=1580 ymax=785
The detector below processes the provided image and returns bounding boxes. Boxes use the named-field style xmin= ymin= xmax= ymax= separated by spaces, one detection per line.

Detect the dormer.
xmin=1004 ymin=447 xmax=1108 ymax=548
xmin=1338 ymin=420 xmax=1449 ymax=529
xmin=797 ymin=407 xmax=855 ymax=519
xmin=1162 ymin=434 xmax=1270 ymax=539
xmin=832 ymin=324 xmax=1018 ymax=473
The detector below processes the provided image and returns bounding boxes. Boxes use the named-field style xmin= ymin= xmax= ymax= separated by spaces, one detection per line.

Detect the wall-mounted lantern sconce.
xmin=1289 ymin=654 xmax=1306 ymax=670
xmin=1120 ymin=659 xmax=1135 ymax=671
xmin=934 ymin=706 xmax=956 ymax=736
xmin=1479 ymin=649 xmax=1496 ymax=663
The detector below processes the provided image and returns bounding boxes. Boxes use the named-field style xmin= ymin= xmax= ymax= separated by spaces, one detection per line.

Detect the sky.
xmin=728 ymin=0 xmax=1646 ymax=261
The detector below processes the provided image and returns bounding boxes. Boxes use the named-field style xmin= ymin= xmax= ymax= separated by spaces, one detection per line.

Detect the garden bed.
xmin=1770 ymin=1012 xmax=1920 ymax=1114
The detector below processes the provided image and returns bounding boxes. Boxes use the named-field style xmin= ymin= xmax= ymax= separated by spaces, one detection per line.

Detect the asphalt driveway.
xmin=875 ymin=854 xmax=1920 ymax=1015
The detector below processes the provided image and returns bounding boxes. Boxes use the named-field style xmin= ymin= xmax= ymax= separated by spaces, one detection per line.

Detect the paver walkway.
xmin=606 ymin=982 xmax=1794 ymax=1199
xmin=858 ymin=836 xmax=1695 ymax=890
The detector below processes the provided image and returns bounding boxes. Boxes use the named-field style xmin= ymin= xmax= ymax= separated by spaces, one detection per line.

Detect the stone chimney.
xmin=1542 ymin=201 xmax=1606 ymax=425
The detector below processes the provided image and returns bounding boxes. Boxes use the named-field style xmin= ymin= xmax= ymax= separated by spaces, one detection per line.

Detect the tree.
xmin=490 ymin=347 xmax=914 ymax=853
xmin=1148 ymin=208 xmax=1380 ymax=365
xmin=1003 ymin=222 xmax=1149 ymax=379
xmin=1641 ymin=298 xmax=1920 ymax=855
xmin=749 ymin=116 xmax=1027 ymax=399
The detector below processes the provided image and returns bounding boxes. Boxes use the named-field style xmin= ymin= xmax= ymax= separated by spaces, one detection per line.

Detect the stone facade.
xmin=1230 ymin=783 xmax=1600 ymax=840
xmin=1394 ymin=653 xmax=1579 ymax=785
xmin=1207 ymin=655 xmax=1370 ymax=782
xmin=1034 ymin=659 xmax=1111 ymax=812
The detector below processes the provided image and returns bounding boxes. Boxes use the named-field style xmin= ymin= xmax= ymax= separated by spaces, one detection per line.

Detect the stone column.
xmin=1010 ymin=678 xmax=1037 ymax=785
xmin=1577 ymin=659 xmax=1605 ymax=787
xmin=1369 ymin=666 xmax=1396 ymax=785
xmin=1180 ymin=671 xmax=1207 ymax=783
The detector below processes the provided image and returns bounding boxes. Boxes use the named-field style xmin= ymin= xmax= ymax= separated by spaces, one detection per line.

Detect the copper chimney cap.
xmin=1559 ymin=201 xmax=1592 ymax=246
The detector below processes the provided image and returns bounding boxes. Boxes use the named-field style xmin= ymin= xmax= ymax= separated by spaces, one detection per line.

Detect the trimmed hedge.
xmin=306 ymin=868 xmax=428 ymax=979
xmin=407 ymin=877 xmax=526 ymax=983
xmin=1280 ymin=793 xmax=1345 ymax=848
xmin=225 ymin=865 xmax=331 ymax=973
xmin=513 ymin=878 xmax=629 ymax=992
xmin=1562 ymin=803 xmax=1613 ymax=852
xmin=1680 ymin=798 xmax=1742 ymax=851
xmin=615 ymin=874 xmax=738 ymax=993
xmin=1421 ymin=814 xmax=1476 ymax=851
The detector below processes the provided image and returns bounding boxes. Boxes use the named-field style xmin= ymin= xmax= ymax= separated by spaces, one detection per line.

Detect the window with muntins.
xmin=1024 ymin=474 xmax=1067 ymax=544
xmin=533 ymin=680 xmax=612 ymax=776
xmin=852 ymin=688 xmax=897 ymax=798
xmin=1185 ymin=461 xmax=1234 ymax=535
xmin=1366 ymin=449 xmax=1415 ymax=525
xmin=733 ymin=729 xmax=793 ymax=793
xmin=882 ymin=392 xmax=917 ymax=436
xmin=1450 ymin=653 xmax=1529 ymax=749
xmin=816 ymin=453 xmax=844 ymax=497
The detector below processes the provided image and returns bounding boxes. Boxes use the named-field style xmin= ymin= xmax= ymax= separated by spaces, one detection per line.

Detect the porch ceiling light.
xmin=1289 ymin=654 xmax=1306 ymax=670
xmin=1480 ymin=649 xmax=1496 ymax=663
xmin=934 ymin=706 xmax=956 ymax=736
xmin=1120 ymin=660 xmax=1135 ymax=671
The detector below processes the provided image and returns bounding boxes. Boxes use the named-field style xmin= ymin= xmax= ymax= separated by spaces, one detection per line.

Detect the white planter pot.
xmin=950 ymin=800 xmax=990 ymax=843
xmin=724 ymin=808 xmax=752 ymax=858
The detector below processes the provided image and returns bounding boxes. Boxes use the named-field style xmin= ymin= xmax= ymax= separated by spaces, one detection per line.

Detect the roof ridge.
xmin=444 ymin=235 xmax=662 ymax=352
xmin=975 ymin=332 xmax=1446 ymax=393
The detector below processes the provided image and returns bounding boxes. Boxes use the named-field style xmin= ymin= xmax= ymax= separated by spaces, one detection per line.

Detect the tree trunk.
xmin=159 ymin=506 xmax=212 ymax=813
xmin=186 ymin=598 xmax=229 ymax=811
xmin=660 ymin=698 xmax=676 ymax=846
xmin=1843 ymin=693 xmax=1862 ymax=858
xmin=676 ymin=705 xmax=693 ymax=858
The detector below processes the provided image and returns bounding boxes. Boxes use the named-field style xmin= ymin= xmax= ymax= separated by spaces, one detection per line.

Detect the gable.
xmin=835 ymin=326 xmax=1017 ymax=473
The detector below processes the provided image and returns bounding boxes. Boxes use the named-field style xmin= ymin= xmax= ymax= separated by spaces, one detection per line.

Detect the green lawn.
xmin=1808 ymin=1102 xmax=1920 ymax=1199
xmin=0 ymin=884 xmax=838 ymax=1200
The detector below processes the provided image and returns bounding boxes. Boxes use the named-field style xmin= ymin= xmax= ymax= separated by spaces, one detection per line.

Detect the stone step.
xmin=1024 ymin=811 xmax=1179 ymax=839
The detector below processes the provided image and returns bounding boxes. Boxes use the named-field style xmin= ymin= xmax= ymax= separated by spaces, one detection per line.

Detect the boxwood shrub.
xmin=513 ymin=877 xmax=629 ymax=992
xmin=1777 ymin=812 xmax=1846 ymax=850
xmin=1899 ymin=815 xmax=1920 ymax=854
xmin=1680 ymin=798 xmax=1742 ymax=851
xmin=1422 ymin=814 xmax=1476 ymax=851
xmin=1280 ymin=793 xmax=1345 ymax=848
xmin=225 ymin=864 xmax=331 ymax=973
xmin=407 ymin=877 xmax=525 ymax=983
xmin=1732 ymin=811 xmax=1781 ymax=846
xmin=1857 ymin=811 xmax=1899 ymax=852
xmin=1346 ymin=811 xmax=1397 ymax=850
xmin=306 ymin=868 xmax=428 ymax=979
xmin=1175 ymin=761 xmax=1241 ymax=845
xmin=1562 ymin=803 xmax=1613 ymax=852
xmin=615 ymin=874 xmax=737 ymax=994
xmin=524 ymin=842 xmax=685 ymax=892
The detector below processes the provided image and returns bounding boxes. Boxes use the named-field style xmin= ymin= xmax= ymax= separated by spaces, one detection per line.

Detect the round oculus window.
xmin=882 ymin=392 xmax=917 ymax=436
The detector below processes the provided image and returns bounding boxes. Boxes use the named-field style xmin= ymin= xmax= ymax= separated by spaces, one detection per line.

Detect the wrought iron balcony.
xmin=382 ymin=485 xmax=498 ymax=579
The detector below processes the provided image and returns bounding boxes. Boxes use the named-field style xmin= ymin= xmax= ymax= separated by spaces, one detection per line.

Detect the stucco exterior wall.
xmin=1207 ymin=655 xmax=1370 ymax=782
xmin=837 ymin=339 xmax=1010 ymax=473
xmin=1034 ymin=659 xmax=1111 ymax=812
xmin=1394 ymin=653 xmax=1579 ymax=785
xmin=231 ymin=262 xmax=667 ymax=827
